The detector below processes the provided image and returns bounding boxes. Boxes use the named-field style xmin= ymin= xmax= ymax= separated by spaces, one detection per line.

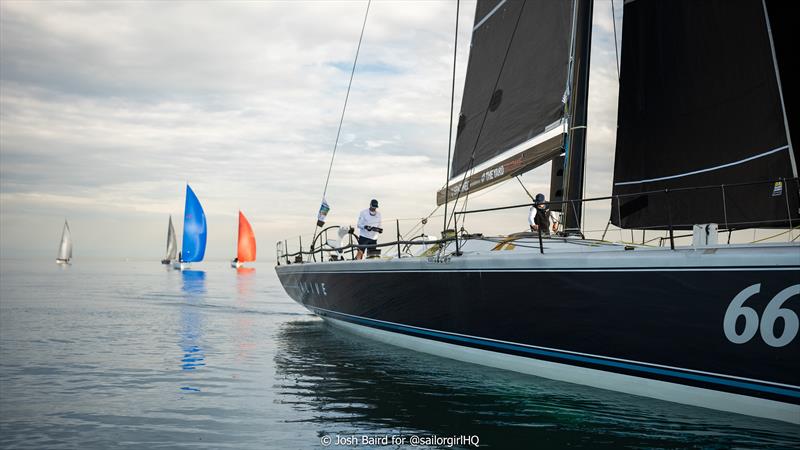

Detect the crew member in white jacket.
xmin=355 ymin=199 xmax=383 ymax=260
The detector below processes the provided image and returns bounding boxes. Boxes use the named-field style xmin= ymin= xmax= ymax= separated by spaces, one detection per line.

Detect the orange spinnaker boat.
xmin=232 ymin=211 xmax=256 ymax=268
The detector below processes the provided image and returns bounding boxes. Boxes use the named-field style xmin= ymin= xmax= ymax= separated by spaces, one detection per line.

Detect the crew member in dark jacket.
xmin=528 ymin=193 xmax=558 ymax=234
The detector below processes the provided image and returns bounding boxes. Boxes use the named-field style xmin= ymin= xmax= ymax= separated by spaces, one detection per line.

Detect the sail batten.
xmin=611 ymin=0 xmax=798 ymax=230
xmin=450 ymin=0 xmax=574 ymax=180
xmin=473 ymin=0 xmax=507 ymax=31
xmin=615 ymin=145 xmax=791 ymax=187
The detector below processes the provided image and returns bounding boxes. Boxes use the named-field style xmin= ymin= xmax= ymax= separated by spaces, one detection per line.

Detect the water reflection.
xmin=181 ymin=269 xmax=206 ymax=295
xmin=236 ymin=267 xmax=256 ymax=277
xmin=274 ymin=320 xmax=800 ymax=449
xmin=234 ymin=268 xmax=256 ymax=362
xmin=180 ymin=270 xmax=206 ymax=392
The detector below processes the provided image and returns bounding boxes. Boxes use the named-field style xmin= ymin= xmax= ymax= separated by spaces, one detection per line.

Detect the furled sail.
xmin=57 ymin=220 xmax=72 ymax=261
xmin=165 ymin=215 xmax=178 ymax=261
xmin=237 ymin=211 xmax=256 ymax=263
xmin=439 ymin=0 xmax=574 ymax=205
xmin=611 ymin=0 xmax=798 ymax=230
xmin=181 ymin=185 xmax=207 ymax=263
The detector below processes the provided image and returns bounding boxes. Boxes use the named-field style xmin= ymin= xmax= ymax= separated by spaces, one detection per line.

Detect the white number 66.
xmin=723 ymin=284 xmax=799 ymax=347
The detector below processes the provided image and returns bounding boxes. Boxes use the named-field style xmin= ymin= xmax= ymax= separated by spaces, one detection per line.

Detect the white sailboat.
xmin=56 ymin=220 xmax=72 ymax=265
xmin=162 ymin=215 xmax=178 ymax=264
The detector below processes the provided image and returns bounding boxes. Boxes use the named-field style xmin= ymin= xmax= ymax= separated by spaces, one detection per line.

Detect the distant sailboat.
xmin=56 ymin=220 xmax=72 ymax=264
xmin=231 ymin=211 xmax=256 ymax=268
xmin=162 ymin=215 xmax=178 ymax=264
xmin=173 ymin=185 xmax=207 ymax=271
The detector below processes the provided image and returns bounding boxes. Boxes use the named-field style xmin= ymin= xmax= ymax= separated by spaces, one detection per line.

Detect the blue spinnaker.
xmin=181 ymin=185 xmax=207 ymax=262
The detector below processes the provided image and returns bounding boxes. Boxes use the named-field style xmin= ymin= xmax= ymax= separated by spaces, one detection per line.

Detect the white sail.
xmin=57 ymin=220 xmax=72 ymax=261
xmin=165 ymin=215 xmax=178 ymax=261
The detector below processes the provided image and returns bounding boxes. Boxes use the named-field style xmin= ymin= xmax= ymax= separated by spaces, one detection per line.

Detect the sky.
xmin=0 ymin=0 xmax=759 ymax=262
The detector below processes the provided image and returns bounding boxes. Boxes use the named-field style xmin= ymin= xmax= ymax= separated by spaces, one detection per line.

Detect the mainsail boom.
xmin=437 ymin=131 xmax=564 ymax=206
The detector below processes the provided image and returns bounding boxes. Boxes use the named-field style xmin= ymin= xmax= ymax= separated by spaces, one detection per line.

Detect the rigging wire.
xmin=443 ymin=0 xmax=460 ymax=234
xmin=446 ymin=0 xmax=528 ymax=233
xmin=458 ymin=187 xmax=470 ymax=232
xmin=310 ymin=0 xmax=372 ymax=253
xmin=749 ymin=226 xmax=800 ymax=243
xmin=440 ymin=174 xmax=522 ymax=237
xmin=611 ymin=0 xmax=620 ymax=81
xmin=399 ymin=205 xmax=442 ymax=242
xmin=515 ymin=175 xmax=535 ymax=201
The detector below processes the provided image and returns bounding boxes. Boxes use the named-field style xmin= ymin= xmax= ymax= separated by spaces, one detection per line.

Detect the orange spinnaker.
xmin=237 ymin=211 xmax=256 ymax=262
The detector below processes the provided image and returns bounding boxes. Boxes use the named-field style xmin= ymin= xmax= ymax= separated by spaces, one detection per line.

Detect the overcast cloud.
xmin=1 ymin=0 xmax=632 ymax=260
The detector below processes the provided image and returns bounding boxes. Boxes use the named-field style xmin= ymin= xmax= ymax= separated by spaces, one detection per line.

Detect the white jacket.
xmin=357 ymin=208 xmax=382 ymax=240
xmin=528 ymin=205 xmax=538 ymax=227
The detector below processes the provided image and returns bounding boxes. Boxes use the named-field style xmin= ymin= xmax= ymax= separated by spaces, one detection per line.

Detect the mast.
xmin=562 ymin=0 xmax=593 ymax=235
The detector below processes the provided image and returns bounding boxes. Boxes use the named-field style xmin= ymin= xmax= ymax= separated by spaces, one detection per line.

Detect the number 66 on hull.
xmin=724 ymin=284 xmax=799 ymax=347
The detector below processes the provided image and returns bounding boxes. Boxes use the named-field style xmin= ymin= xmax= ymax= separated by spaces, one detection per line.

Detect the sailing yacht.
xmin=231 ymin=211 xmax=256 ymax=268
xmin=173 ymin=185 xmax=207 ymax=271
xmin=56 ymin=220 xmax=72 ymax=265
xmin=275 ymin=0 xmax=798 ymax=423
xmin=162 ymin=215 xmax=178 ymax=265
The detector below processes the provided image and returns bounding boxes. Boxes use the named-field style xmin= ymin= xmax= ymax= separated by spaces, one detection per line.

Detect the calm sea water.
xmin=1 ymin=259 xmax=798 ymax=449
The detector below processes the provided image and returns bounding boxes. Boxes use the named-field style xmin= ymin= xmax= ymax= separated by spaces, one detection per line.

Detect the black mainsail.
xmin=437 ymin=0 xmax=574 ymax=205
xmin=611 ymin=0 xmax=798 ymax=230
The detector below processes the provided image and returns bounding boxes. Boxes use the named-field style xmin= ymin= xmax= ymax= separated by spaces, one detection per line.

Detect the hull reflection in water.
xmin=274 ymin=319 xmax=800 ymax=449
xmin=180 ymin=270 xmax=206 ymax=391
xmin=234 ymin=268 xmax=257 ymax=361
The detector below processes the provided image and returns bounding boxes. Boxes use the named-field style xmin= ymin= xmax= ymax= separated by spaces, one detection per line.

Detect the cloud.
xmin=9 ymin=0 xmax=743 ymax=260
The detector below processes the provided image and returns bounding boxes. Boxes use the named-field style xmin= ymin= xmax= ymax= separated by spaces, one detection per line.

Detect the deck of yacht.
xmin=277 ymin=233 xmax=797 ymax=272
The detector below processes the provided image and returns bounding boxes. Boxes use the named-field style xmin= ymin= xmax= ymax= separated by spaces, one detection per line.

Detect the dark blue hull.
xmin=276 ymin=254 xmax=800 ymax=422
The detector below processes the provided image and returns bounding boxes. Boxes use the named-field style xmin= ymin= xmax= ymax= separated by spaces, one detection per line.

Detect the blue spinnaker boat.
xmin=180 ymin=184 xmax=207 ymax=263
